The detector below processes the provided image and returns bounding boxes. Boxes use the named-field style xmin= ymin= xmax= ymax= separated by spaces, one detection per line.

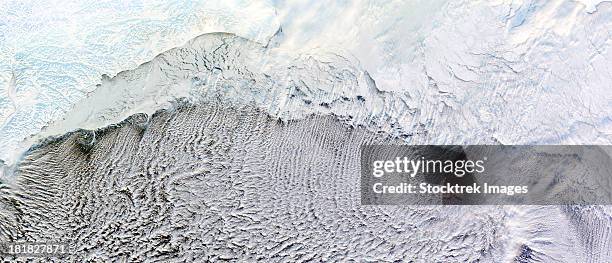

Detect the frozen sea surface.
xmin=0 ymin=1 xmax=611 ymax=262
xmin=0 ymin=0 xmax=279 ymax=165
xmin=1 ymin=0 xmax=611 ymax=166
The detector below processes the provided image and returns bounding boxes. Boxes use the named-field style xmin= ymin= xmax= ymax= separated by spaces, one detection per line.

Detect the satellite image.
xmin=0 ymin=0 xmax=611 ymax=262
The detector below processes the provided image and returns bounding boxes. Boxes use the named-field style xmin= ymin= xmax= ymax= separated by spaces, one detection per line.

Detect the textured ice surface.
xmin=275 ymin=0 xmax=612 ymax=145
xmin=2 ymin=0 xmax=611 ymax=166
xmin=0 ymin=101 xmax=610 ymax=262
xmin=0 ymin=0 xmax=611 ymax=262
xmin=0 ymin=0 xmax=279 ymax=165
